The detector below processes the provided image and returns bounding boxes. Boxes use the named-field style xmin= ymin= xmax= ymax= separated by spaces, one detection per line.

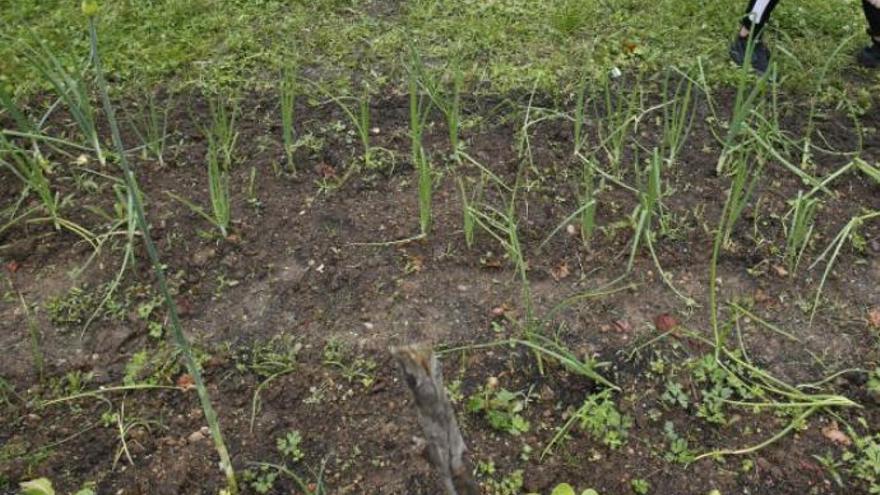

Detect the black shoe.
xmin=857 ymin=42 xmax=880 ymax=68
xmin=729 ymin=35 xmax=771 ymax=73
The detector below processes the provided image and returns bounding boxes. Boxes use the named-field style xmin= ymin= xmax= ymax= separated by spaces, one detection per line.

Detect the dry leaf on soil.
xmin=868 ymin=307 xmax=880 ymax=329
xmin=821 ymin=422 xmax=852 ymax=446
xmin=654 ymin=313 xmax=678 ymax=332
xmin=177 ymin=374 xmax=196 ymax=391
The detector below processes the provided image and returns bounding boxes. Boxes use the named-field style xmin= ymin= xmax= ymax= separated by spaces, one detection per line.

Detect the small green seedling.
xmin=467 ymin=380 xmax=530 ymax=436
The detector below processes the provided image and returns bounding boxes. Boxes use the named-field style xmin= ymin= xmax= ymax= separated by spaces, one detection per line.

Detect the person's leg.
xmin=730 ymin=0 xmax=781 ymax=72
xmin=740 ymin=0 xmax=783 ymax=38
xmin=858 ymin=0 xmax=880 ymax=67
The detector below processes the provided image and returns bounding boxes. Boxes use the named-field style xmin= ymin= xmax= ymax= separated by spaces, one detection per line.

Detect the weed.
xmin=660 ymin=381 xmax=689 ymax=410
xmin=18 ymin=293 xmax=44 ymax=381
xmin=242 ymin=465 xmax=278 ymax=494
xmin=277 ymin=430 xmax=305 ymax=464
xmin=572 ymin=389 xmax=631 ymax=449
xmin=662 ymin=421 xmax=696 ymax=464
xmin=106 ymin=402 xmax=163 ymax=469
xmin=46 ymin=283 xmax=124 ymax=328
xmin=808 ymin=210 xmax=880 ymax=326
xmin=477 ymin=461 xmax=524 ymax=495
xmin=306 ymin=81 xmax=376 ymax=179
xmin=322 ymin=339 xmax=376 ymax=388
xmin=122 ymin=343 xmax=189 ymax=386
xmin=19 ymin=478 xmax=55 ymax=495
xmin=551 ymin=484 xmax=600 ymax=495
xmin=843 ymin=421 xmax=880 ymax=493
xmin=467 ymin=380 xmax=530 ymax=436
xmin=550 ymin=0 xmax=589 ymax=37
xmin=545 ymin=389 xmax=630 ymax=457
xmin=631 ymin=478 xmax=650 ymax=494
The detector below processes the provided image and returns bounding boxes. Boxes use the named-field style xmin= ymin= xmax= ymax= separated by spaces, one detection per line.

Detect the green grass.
xmin=2 ymin=0 xmax=872 ymax=99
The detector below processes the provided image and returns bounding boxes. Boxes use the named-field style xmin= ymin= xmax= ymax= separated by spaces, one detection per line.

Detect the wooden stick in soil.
xmin=391 ymin=344 xmax=479 ymax=495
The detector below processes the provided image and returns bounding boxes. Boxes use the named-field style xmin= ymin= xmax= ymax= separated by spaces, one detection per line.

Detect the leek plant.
xmin=409 ymin=51 xmax=434 ymax=236
xmin=86 ymin=7 xmax=237 ymax=492
xmin=783 ymin=191 xmax=819 ymax=274
xmin=130 ymin=91 xmax=170 ymax=167
xmin=280 ymin=65 xmax=297 ymax=173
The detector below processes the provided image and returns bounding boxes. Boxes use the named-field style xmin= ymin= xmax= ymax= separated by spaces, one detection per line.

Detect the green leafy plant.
xmin=631 ymin=478 xmax=650 ymax=494
xmin=242 ymin=465 xmax=278 ymax=495
xmin=467 ymin=381 xmax=530 ymax=435
xmin=573 ymin=389 xmax=631 ymax=449
xmin=277 ymin=430 xmax=305 ymax=463
xmin=477 ymin=461 xmax=524 ymax=495
xmin=322 ymin=339 xmax=376 ymax=388
xmin=843 ymin=421 xmax=880 ymax=493
xmin=661 ymin=381 xmax=689 ymax=410
xmin=19 ymin=478 xmax=55 ymax=495
xmin=550 ymin=483 xmax=599 ymax=495
xmin=663 ymin=421 xmax=696 ymax=464
xmin=544 ymin=389 xmax=630 ymax=457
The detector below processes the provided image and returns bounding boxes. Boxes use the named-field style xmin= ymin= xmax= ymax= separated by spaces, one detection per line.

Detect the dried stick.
xmin=391 ymin=344 xmax=480 ymax=495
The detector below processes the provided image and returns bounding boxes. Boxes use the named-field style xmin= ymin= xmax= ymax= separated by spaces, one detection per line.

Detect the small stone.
xmin=539 ymin=385 xmax=555 ymax=402
xmin=191 ymin=247 xmax=216 ymax=266
xmin=187 ymin=430 xmax=206 ymax=443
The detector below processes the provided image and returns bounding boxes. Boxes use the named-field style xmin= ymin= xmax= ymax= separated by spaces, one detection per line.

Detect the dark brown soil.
xmin=1 ymin=82 xmax=880 ymax=495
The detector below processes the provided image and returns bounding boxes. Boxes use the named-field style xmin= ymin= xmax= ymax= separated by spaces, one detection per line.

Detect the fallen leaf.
xmin=613 ymin=319 xmax=633 ymax=333
xmin=654 ymin=313 xmax=678 ymax=332
xmin=491 ymin=304 xmax=510 ymax=318
xmin=550 ymin=261 xmax=570 ymax=281
xmin=772 ymin=264 xmax=789 ymax=277
xmin=869 ymin=307 xmax=880 ymax=329
xmin=402 ymin=251 xmax=424 ymax=273
xmin=177 ymin=374 xmax=196 ymax=391
xmin=821 ymin=422 xmax=852 ymax=446
xmin=754 ymin=288 xmax=771 ymax=304
xmin=316 ymin=162 xmax=336 ymax=178
xmin=5 ymin=261 xmax=20 ymax=273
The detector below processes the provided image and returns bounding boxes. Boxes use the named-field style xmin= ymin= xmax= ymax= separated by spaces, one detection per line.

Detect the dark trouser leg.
xmin=864 ymin=1 xmax=880 ymax=38
xmin=741 ymin=0 xmax=782 ymax=37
